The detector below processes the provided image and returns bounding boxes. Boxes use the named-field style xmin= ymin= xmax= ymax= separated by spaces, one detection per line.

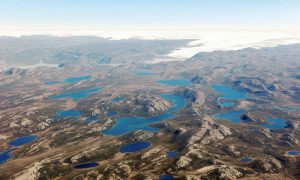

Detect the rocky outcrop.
xmin=21 ymin=118 xmax=32 ymax=126
xmin=185 ymin=165 xmax=243 ymax=180
xmin=221 ymin=145 xmax=241 ymax=157
xmin=177 ymin=155 xmax=193 ymax=168
xmin=36 ymin=122 xmax=49 ymax=130
xmin=232 ymin=77 xmax=277 ymax=99
xmin=0 ymin=134 xmax=9 ymax=140
xmin=114 ymin=162 xmax=131 ymax=177
xmin=102 ymin=162 xmax=132 ymax=180
xmin=130 ymin=130 xmax=154 ymax=141
xmin=176 ymin=116 xmax=239 ymax=178
xmin=286 ymin=121 xmax=299 ymax=129
xmin=251 ymin=158 xmax=282 ymax=173
xmin=234 ymin=100 xmax=253 ymax=110
xmin=280 ymin=133 xmax=300 ymax=147
xmin=13 ymin=159 xmax=50 ymax=180
xmin=188 ymin=117 xmax=232 ymax=145
xmin=180 ymin=88 xmax=205 ymax=105
xmin=116 ymin=95 xmax=171 ymax=116
xmin=191 ymin=75 xmax=208 ymax=85
xmin=70 ymin=148 xmax=98 ymax=164
xmin=141 ymin=147 xmax=163 ymax=159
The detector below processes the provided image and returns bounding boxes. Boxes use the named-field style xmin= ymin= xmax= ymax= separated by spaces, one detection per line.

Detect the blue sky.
xmin=0 ymin=0 xmax=299 ymax=32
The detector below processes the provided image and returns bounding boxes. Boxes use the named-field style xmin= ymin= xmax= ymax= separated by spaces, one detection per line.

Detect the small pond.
xmin=158 ymin=79 xmax=191 ymax=86
xmin=261 ymin=118 xmax=287 ymax=130
xmin=287 ymin=151 xmax=299 ymax=156
xmin=166 ymin=151 xmax=178 ymax=158
xmin=107 ymin=112 xmax=117 ymax=117
xmin=120 ymin=142 xmax=151 ymax=153
xmin=74 ymin=162 xmax=99 ymax=169
xmin=56 ymin=109 xmax=81 ymax=119
xmin=135 ymin=72 xmax=156 ymax=76
xmin=0 ymin=149 xmax=14 ymax=165
xmin=213 ymin=110 xmax=246 ymax=123
xmin=9 ymin=135 xmax=37 ymax=146
xmin=159 ymin=175 xmax=174 ymax=180
xmin=112 ymin=97 xmax=125 ymax=103
xmin=212 ymin=84 xmax=248 ymax=100
xmin=53 ymin=87 xmax=102 ymax=100
xmin=45 ymin=81 xmax=60 ymax=85
xmin=63 ymin=76 xmax=92 ymax=83
xmin=240 ymin=157 xmax=252 ymax=163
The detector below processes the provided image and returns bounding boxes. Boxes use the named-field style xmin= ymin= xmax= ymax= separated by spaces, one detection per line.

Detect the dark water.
xmin=53 ymin=87 xmax=102 ymax=100
xmin=103 ymin=94 xmax=185 ymax=136
xmin=159 ymin=175 xmax=174 ymax=180
xmin=262 ymin=118 xmax=287 ymax=130
xmin=63 ymin=76 xmax=92 ymax=83
xmin=56 ymin=109 xmax=81 ymax=119
xmin=240 ymin=157 xmax=252 ymax=163
xmin=287 ymin=151 xmax=299 ymax=156
xmin=112 ymin=97 xmax=125 ymax=102
xmin=158 ymin=79 xmax=191 ymax=86
xmin=9 ymin=135 xmax=37 ymax=146
xmin=166 ymin=151 xmax=178 ymax=158
xmin=0 ymin=149 xmax=14 ymax=165
xmin=120 ymin=142 xmax=151 ymax=153
xmin=74 ymin=162 xmax=99 ymax=169
xmin=213 ymin=110 xmax=246 ymax=123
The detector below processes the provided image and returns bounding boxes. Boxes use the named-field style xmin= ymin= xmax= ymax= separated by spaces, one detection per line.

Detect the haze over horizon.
xmin=1 ymin=0 xmax=300 ymax=36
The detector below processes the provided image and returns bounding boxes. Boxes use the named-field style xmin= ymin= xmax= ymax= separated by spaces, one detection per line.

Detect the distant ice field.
xmin=1 ymin=29 xmax=300 ymax=65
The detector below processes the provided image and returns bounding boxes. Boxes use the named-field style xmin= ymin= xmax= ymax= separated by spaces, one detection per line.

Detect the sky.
xmin=0 ymin=0 xmax=299 ymax=35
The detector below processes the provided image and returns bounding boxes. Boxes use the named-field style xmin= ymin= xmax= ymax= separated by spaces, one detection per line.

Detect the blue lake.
xmin=158 ymin=79 xmax=191 ymax=86
xmin=120 ymin=141 xmax=151 ymax=153
xmin=107 ymin=112 xmax=117 ymax=117
xmin=135 ymin=72 xmax=156 ymax=76
xmin=45 ymin=75 xmax=92 ymax=85
xmin=74 ymin=162 xmax=99 ymax=169
xmin=112 ymin=97 xmax=125 ymax=103
xmin=138 ymin=65 xmax=151 ymax=69
xmin=53 ymin=87 xmax=102 ymax=100
xmin=159 ymin=175 xmax=174 ymax=180
xmin=262 ymin=118 xmax=287 ymax=130
xmin=103 ymin=94 xmax=185 ymax=136
xmin=84 ymin=116 xmax=97 ymax=122
xmin=45 ymin=81 xmax=61 ymax=85
xmin=240 ymin=157 xmax=252 ymax=163
xmin=287 ymin=151 xmax=299 ymax=156
xmin=293 ymin=75 xmax=300 ymax=80
xmin=219 ymin=101 xmax=235 ymax=107
xmin=56 ymin=109 xmax=81 ymax=119
xmin=213 ymin=84 xmax=247 ymax=100
xmin=9 ymin=135 xmax=37 ymax=146
xmin=212 ymin=84 xmax=287 ymax=130
xmin=0 ymin=149 xmax=14 ymax=165
xmin=166 ymin=151 xmax=178 ymax=158
xmin=63 ymin=76 xmax=92 ymax=83
xmin=214 ymin=110 xmax=246 ymax=123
